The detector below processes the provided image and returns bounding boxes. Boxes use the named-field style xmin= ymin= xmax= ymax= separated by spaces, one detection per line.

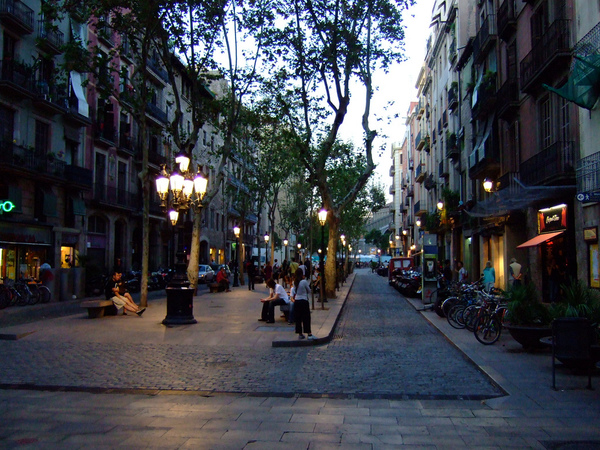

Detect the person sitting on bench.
xmin=105 ymin=271 xmax=145 ymax=316
xmin=216 ymin=266 xmax=231 ymax=292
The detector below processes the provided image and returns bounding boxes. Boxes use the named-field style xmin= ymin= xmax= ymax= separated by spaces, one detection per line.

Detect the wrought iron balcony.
xmin=577 ymin=150 xmax=600 ymax=193
xmin=0 ymin=0 xmax=33 ymax=34
xmin=497 ymin=0 xmax=517 ymax=41
xmin=37 ymin=20 xmax=64 ymax=54
xmin=93 ymin=183 xmax=138 ymax=209
xmin=520 ymin=20 xmax=571 ymax=94
xmin=64 ymin=165 xmax=93 ymax=189
xmin=415 ymin=164 xmax=426 ymax=183
xmin=497 ymin=78 xmax=519 ymax=120
xmin=520 ymin=141 xmax=576 ymax=186
xmin=473 ymin=15 xmax=497 ymax=64
xmin=448 ymin=84 xmax=458 ymax=111
xmin=146 ymin=102 xmax=167 ymax=124
xmin=446 ymin=133 xmax=459 ymax=160
xmin=0 ymin=60 xmax=34 ymax=98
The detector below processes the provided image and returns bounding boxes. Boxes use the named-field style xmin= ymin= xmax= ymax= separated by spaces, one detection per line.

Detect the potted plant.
xmin=550 ymin=278 xmax=600 ymax=324
xmin=504 ymin=283 xmax=553 ymax=350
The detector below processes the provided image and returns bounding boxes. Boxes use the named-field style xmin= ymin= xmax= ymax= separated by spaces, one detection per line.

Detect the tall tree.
xmin=260 ymin=0 xmax=412 ymax=297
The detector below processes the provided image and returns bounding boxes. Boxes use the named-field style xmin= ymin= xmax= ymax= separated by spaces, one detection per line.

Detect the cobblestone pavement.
xmin=2 ymin=270 xmax=600 ymax=449
xmin=0 ymin=271 xmax=501 ymax=398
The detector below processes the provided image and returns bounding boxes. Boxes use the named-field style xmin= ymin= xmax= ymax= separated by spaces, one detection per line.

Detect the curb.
xmin=272 ymin=273 xmax=355 ymax=348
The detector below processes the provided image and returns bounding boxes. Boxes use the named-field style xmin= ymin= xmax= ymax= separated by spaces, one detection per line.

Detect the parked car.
xmin=198 ymin=265 xmax=215 ymax=284
xmin=210 ymin=264 xmax=231 ymax=277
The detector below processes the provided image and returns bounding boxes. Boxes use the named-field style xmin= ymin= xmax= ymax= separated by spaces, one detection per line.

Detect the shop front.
xmin=0 ymin=222 xmax=53 ymax=281
xmin=517 ymin=204 xmax=575 ymax=303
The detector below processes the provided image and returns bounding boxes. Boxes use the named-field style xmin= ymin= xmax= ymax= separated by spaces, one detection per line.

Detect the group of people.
xmin=258 ymin=266 xmax=316 ymax=340
xmin=439 ymin=257 xmax=525 ymax=293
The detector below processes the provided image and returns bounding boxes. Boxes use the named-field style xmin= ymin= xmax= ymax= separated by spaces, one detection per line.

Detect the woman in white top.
xmin=291 ymin=268 xmax=315 ymax=340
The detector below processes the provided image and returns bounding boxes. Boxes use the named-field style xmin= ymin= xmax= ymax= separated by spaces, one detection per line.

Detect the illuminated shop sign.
xmin=538 ymin=204 xmax=567 ymax=234
xmin=0 ymin=200 xmax=15 ymax=214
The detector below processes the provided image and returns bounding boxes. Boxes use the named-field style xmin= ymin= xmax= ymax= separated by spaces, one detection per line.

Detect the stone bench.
xmin=209 ymin=283 xmax=225 ymax=293
xmin=80 ymin=300 xmax=120 ymax=318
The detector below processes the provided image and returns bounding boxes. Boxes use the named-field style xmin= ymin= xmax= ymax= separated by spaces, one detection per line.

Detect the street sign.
xmin=576 ymin=192 xmax=600 ymax=203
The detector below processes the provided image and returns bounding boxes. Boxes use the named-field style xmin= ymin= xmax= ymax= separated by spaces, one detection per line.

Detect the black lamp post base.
xmin=163 ymin=286 xmax=197 ymax=325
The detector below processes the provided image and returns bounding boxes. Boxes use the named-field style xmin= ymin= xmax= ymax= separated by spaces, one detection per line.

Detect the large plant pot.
xmin=505 ymin=324 xmax=552 ymax=350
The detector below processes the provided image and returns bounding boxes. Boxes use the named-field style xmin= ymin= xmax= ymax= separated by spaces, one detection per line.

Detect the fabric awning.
xmin=70 ymin=71 xmax=89 ymax=117
xmin=517 ymin=231 xmax=564 ymax=248
xmin=543 ymin=54 xmax=600 ymax=110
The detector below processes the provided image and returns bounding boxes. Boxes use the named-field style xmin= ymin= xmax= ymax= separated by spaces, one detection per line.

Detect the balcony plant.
xmin=550 ymin=278 xmax=600 ymax=327
xmin=504 ymin=282 xmax=553 ymax=349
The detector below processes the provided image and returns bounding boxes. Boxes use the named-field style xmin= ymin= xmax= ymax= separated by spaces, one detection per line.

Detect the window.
xmin=0 ymin=105 xmax=14 ymax=144
xmin=538 ymin=94 xmax=571 ymax=150
xmin=35 ymin=120 xmax=50 ymax=155
xmin=88 ymin=215 xmax=107 ymax=234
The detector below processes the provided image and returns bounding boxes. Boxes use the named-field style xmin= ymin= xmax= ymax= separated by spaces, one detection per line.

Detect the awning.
xmin=70 ymin=71 xmax=89 ymax=117
xmin=517 ymin=231 xmax=564 ymax=248
xmin=543 ymin=54 xmax=600 ymax=110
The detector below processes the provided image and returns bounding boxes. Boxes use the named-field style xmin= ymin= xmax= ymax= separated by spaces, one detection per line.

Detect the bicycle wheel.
xmin=441 ymin=296 xmax=460 ymax=317
xmin=447 ymin=304 xmax=466 ymax=329
xmin=38 ymin=285 xmax=51 ymax=303
xmin=28 ymin=286 xmax=41 ymax=305
xmin=463 ymin=305 xmax=480 ymax=332
xmin=15 ymin=284 xmax=29 ymax=306
xmin=474 ymin=315 xmax=502 ymax=345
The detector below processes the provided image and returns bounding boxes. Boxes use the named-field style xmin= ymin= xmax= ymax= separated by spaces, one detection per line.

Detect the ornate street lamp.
xmin=317 ymin=207 xmax=327 ymax=308
xmin=233 ymin=224 xmax=240 ymax=287
xmin=155 ymin=154 xmax=208 ymax=326
xmin=483 ymin=178 xmax=494 ymax=193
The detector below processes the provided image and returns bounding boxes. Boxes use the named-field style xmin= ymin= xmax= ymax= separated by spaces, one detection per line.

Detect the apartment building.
xmin=394 ymin=0 xmax=600 ymax=293
xmin=0 ymin=0 xmax=266 ymax=299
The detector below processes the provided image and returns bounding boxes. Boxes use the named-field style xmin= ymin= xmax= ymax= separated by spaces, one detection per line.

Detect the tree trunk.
xmin=325 ymin=214 xmax=339 ymax=298
xmin=187 ymin=211 xmax=202 ymax=292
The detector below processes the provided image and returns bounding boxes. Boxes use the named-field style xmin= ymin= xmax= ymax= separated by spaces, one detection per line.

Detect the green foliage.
xmin=364 ymin=229 xmax=389 ymax=252
xmin=422 ymin=211 xmax=440 ymax=232
xmin=506 ymin=283 xmax=552 ymax=326
xmin=441 ymin=188 xmax=460 ymax=211
xmin=549 ymin=278 xmax=600 ymax=323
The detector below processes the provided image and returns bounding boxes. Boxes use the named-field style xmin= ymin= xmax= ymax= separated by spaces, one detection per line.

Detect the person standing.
xmin=246 ymin=260 xmax=255 ymax=291
xmin=264 ymin=261 xmax=273 ymax=283
xmin=456 ymin=261 xmax=469 ymax=283
xmin=291 ymin=268 xmax=315 ymax=340
xmin=482 ymin=261 xmax=495 ymax=292
xmin=509 ymin=258 xmax=522 ymax=287
xmin=442 ymin=260 xmax=453 ymax=284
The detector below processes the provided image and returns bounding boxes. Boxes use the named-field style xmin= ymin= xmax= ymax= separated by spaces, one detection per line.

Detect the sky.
xmin=339 ymin=0 xmax=435 ymax=200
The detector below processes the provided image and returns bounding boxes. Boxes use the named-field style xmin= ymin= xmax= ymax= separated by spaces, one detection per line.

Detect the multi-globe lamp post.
xmin=318 ymin=207 xmax=327 ymax=309
xmin=155 ymin=154 xmax=208 ymax=325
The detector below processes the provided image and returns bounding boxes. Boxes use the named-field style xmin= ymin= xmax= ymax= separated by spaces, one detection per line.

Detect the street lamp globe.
xmin=318 ymin=208 xmax=327 ymax=226
xmin=264 ymin=232 xmax=269 ymax=243
xmin=437 ymin=200 xmax=444 ymax=211
xmin=283 ymin=238 xmax=288 ymax=246
xmin=233 ymin=225 xmax=240 ymax=238
xmin=169 ymin=210 xmax=179 ymax=226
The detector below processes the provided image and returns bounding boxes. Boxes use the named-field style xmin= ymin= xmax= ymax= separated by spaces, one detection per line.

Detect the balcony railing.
xmin=94 ymin=123 xmax=117 ymax=146
xmin=147 ymin=58 xmax=169 ymax=84
xmin=64 ymin=165 xmax=93 ymax=189
xmin=37 ymin=20 xmax=64 ymax=54
xmin=473 ymin=15 xmax=497 ymax=64
xmin=497 ymin=78 xmax=519 ymax=119
xmin=520 ymin=141 xmax=576 ymax=186
xmin=415 ymin=131 xmax=423 ymax=150
xmin=93 ymin=183 xmax=138 ymax=209
xmin=497 ymin=0 xmax=517 ymax=41
xmin=446 ymin=133 xmax=459 ymax=160
xmin=0 ymin=141 xmax=66 ymax=176
xmin=577 ymin=150 xmax=600 ymax=193
xmin=0 ymin=60 xmax=34 ymax=98
xmin=415 ymin=164 xmax=426 ymax=183
xmin=0 ymin=0 xmax=34 ymax=34
xmin=472 ymin=73 xmax=497 ymax=119
xmin=389 ymin=164 xmax=395 ymax=177
xmin=448 ymin=84 xmax=458 ymax=111
xmin=520 ymin=20 xmax=571 ymax=93
xmin=146 ymin=102 xmax=167 ymax=124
